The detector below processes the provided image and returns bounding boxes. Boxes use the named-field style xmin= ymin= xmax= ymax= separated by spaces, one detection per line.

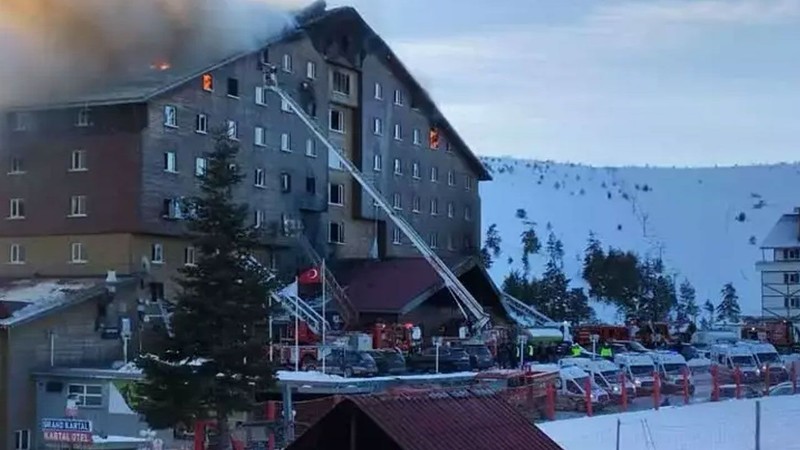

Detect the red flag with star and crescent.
xmin=298 ymin=267 xmax=321 ymax=284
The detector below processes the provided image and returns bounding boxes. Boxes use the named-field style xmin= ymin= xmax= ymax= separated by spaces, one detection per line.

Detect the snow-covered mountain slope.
xmin=480 ymin=157 xmax=800 ymax=320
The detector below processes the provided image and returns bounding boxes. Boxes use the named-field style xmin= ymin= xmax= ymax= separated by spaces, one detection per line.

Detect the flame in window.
xmin=429 ymin=127 xmax=440 ymax=149
xmin=202 ymin=73 xmax=214 ymax=91
xmin=150 ymin=60 xmax=171 ymax=71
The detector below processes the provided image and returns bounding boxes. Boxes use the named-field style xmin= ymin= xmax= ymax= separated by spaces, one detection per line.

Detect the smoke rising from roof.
xmin=0 ymin=0 xmax=311 ymax=108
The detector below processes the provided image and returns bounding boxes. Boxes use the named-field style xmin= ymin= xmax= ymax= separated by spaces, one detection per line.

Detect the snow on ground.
xmin=541 ymin=394 xmax=800 ymax=450
xmin=481 ymin=158 xmax=800 ymax=320
xmin=276 ymin=370 xmax=476 ymax=383
xmin=0 ymin=279 xmax=98 ymax=325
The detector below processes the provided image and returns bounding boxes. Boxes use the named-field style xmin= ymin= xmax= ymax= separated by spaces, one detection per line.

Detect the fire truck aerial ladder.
xmin=261 ymin=64 xmax=491 ymax=333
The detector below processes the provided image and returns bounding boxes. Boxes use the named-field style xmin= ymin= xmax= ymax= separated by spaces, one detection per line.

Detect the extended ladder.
xmin=262 ymin=67 xmax=490 ymax=332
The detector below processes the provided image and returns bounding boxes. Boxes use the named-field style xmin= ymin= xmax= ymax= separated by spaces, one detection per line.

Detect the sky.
xmin=324 ymin=0 xmax=800 ymax=167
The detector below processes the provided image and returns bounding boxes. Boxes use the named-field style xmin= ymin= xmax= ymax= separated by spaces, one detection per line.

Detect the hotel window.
xmin=373 ymin=154 xmax=382 ymax=171
xmin=373 ymin=117 xmax=383 ymax=136
xmin=184 ymin=247 xmax=197 ymax=266
xmin=329 ymin=183 xmax=344 ymax=206
xmin=195 ymin=114 xmax=208 ymax=134
xmin=202 ymin=73 xmax=214 ymax=91
xmin=413 ymin=129 xmax=421 ymax=145
xmin=164 ymin=152 xmax=177 ymax=173
xmin=226 ymin=120 xmax=238 ymax=140
xmin=374 ymin=82 xmax=383 ymax=100
xmin=14 ymin=429 xmax=30 ymax=450
xmin=195 ymin=157 xmax=207 ymax=177
xmin=392 ymin=228 xmax=402 ymax=245
xmin=67 ymin=384 xmax=102 ymax=407
xmin=8 ymin=244 xmax=24 ymax=264
xmin=332 ymin=70 xmax=351 ymax=95
xmin=447 ymin=202 xmax=455 ymax=219
xmin=281 ymin=133 xmax=292 ymax=152
xmin=9 ymin=198 xmax=24 ymax=219
xmin=412 ymin=162 xmax=420 ymax=179
xmin=393 ymin=158 xmax=402 ymax=175
xmin=164 ymin=105 xmax=177 ymax=127
xmin=464 ymin=205 xmax=473 ymax=222
xmin=151 ymin=244 xmax=164 ymax=264
xmin=305 ymin=139 xmax=317 ymax=157
xmin=71 ymin=150 xmax=87 ymax=171
xmin=429 ymin=232 xmax=439 ymax=249
xmin=430 ymin=198 xmax=439 ymax=216
xmin=306 ymin=61 xmax=317 ymax=79
xmin=76 ymin=108 xmax=91 ymax=127
xmin=226 ymin=77 xmax=239 ymax=97
xmin=69 ymin=195 xmax=87 ymax=217
xmin=282 ymin=54 xmax=293 ymax=72
xmin=393 ymin=124 xmax=402 ymax=141
xmin=412 ymin=196 xmax=421 ymax=213
xmin=254 ymin=169 xmax=265 ymax=187
xmin=9 ymin=157 xmax=23 ymax=174
xmin=329 ymin=109 xmax=344 ymax=133
xmin=430 ymin=166 xmax=439 ymax=182
xmin=448 ymin=170 xmax=456 ymax=186
xmin=394 ymin=89 xmax=404 ymax=106
xmin=255 ymin=86 xmax=268 ymax=106
xmin=392 ymin=193 xmax=402 ymax=210
xmin=328 ymin=222 xmax=345 ymax=244
xmin=70 ymin=243 xmax=87 ymax=264
xmin=254 ymin=127 xmax=266 ymax=147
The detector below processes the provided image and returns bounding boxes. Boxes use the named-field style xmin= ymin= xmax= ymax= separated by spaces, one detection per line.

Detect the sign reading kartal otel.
xmin=41 ymin=418 xmax=93 ymax=444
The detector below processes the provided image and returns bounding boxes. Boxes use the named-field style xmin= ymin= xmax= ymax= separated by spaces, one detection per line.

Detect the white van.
xmin=648 ymin=350 xmax=695 ymax=395
xmin=559 ymin=357 xmax=636 ymax=399
xmin=614 ymin=352 xmax=657 ymax=395
xmin=736 ymin=341 xmax=789 ymax=383
xmin=709 ymin=344 xmax=760 ymax=384
xmin=554 ymin=365 xmax=611 ymax=411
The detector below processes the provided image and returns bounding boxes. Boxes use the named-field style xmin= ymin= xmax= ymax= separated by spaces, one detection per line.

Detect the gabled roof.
xmin=761 ymin=213 xmax=800 ymax=249
xmin=288 ymin=391 xmax=563 ymax=450
xmin=330 ymin=257 xmax=477 ymax=315
xmin=9 ymin=3 xmax=489 ymax=180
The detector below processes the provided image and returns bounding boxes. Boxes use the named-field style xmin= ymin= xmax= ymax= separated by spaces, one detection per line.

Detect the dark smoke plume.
xmin=0 ymin=0 xmax=312 ymax=107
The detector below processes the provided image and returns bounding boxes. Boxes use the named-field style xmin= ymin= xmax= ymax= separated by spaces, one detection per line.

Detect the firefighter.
xmin=599 ymin=341 xmax=613 ymax=359
xmin=571 ymin=342 xmax=583 ymax=357
xmin=526 ymin=340 xmax=535 ymax=362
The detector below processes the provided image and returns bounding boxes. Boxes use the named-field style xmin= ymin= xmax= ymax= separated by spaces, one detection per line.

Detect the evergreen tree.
xmin=566 ymin=288 xmax=595 ymax=325
xmin=635 ymin=257 xmax=676 ymax=322
xmin=539 ymin=233 xmax=570 ymax=320
xmin=704 ymin=299 xmax=715 ymax=327
xmin=480 ymin=223 xmax=502 ymax=269
xmin=581 ymin=232 xmax=606 ymax=300
xmin=716 ymin=283 xmax=741 ymax=324
xmin=520 ymin=222 xmax=541 ymax=276
xmin=136 ymin=131 xmax=277 ymax=448
xmin=677 ymin=279 xmax=698 ymax=324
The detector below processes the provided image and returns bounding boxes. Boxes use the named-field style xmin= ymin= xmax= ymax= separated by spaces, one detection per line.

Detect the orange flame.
xmin=150 ymin=61 xmax=171 ymax=71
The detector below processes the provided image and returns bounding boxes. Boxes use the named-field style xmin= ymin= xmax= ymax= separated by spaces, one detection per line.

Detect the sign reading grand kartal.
xmin=41 ymin=418 xmax=93 ymax=444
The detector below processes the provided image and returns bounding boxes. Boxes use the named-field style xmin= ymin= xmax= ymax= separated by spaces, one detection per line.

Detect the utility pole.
xmin=755 ymin=400 xmax=761 ymax=450
xmin=616 ymin=418 xmax=621 ymax=450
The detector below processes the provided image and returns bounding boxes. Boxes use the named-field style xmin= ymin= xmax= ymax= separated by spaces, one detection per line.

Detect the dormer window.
xmin=76 ymin=109 xmax=91 ymax=127
xmin=784 ymin=248 xmax=800 ymax=260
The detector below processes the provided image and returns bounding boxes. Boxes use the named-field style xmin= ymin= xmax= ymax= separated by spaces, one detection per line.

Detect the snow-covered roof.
xmin=0 ymin=278 xmax=106 ymax=327
xmin=761 ymin=214 xmax=800 ymax=248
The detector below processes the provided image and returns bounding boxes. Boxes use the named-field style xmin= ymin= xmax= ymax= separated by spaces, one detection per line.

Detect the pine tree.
xmin=677 ymin=279 xmax=698 ymax=324
xmin=520 ymin=222 xmax=541 ymax=276
xmin=581 ymin=232 xmax=606 ymax=300
xmin=716 ymin=282 xmax=741 ymax=324
xmin=704 ymin=299 xmax=715 ymax=327
xmin=136 ymin=131 xmax=278 ymax=448
xmin=480 ymin=223 xmax=502 ymax=269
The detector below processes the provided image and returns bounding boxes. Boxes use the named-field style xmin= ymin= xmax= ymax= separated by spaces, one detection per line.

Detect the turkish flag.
xmin=298 ymin=267 xmax=321 ymax=284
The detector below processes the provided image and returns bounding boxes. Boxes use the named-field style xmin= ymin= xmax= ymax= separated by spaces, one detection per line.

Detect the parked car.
xmin=455 ymin=344 xmax=495 ymax=370
xmin=610 ymin=340 xmax=650 ymax=353
xmin=718 ymin=384 xmax=761 ymax=400
xmin=324 ymin=348 xmax=378 ymax=378
xmin=407 ymin=346 xmax=471 ymax=373
xmin=768 ymin=381 xmax=796 ymax=397
xmin=367 ymin=349 xmax=407 ymax=376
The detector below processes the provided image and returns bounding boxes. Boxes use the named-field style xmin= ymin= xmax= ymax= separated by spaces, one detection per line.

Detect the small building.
xmin=0 ymin=276 xmax=140 ymax=450
xmin=31 ymin=366 xmax=163 ymax=450
xmin=757 ymin=211 xmax=800 ymax=320
xmin=330 ymin=256 xmax=511 ymax=334
xmin=285 ymin=391 xmax=564 ymax=450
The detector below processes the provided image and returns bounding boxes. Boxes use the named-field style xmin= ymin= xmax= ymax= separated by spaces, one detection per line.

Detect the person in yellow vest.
xmin=571 ymin=343 xmax=583 ymax=357
xmin=599 ymin=341 xmax=613 ymax=359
